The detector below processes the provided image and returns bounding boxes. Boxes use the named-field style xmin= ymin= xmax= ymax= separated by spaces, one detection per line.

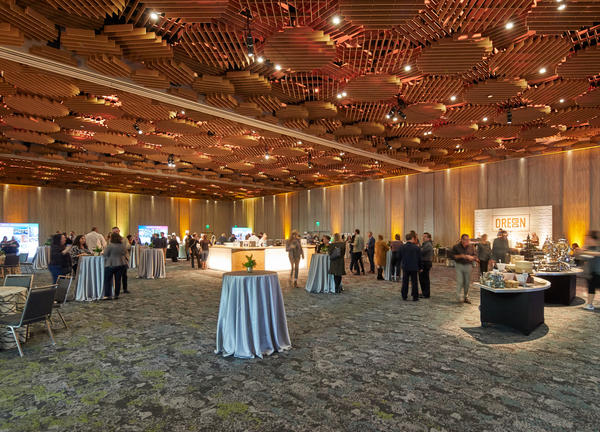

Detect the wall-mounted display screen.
xmin=138 ymin=225 xmax=168 ymax=245
xmin=0 ymin=223 xmax=39 ymax=257
xmin=231 ymin=227 xmax=252 ymax=241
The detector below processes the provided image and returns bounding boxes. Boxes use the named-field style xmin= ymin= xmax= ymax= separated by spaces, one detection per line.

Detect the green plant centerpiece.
xmin=243 ymin=254 xmax=257 ymax=273
xmin=44 ymin=238 xmax=52 ymax=246
xmin=92 ymin=247 xmax=103 ymax=256
xmin=319 ymin=245 xmax=329 ymax=254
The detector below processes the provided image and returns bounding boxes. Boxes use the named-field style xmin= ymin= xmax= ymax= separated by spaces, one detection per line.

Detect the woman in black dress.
xmin=328 ymin=233 xmax=346 ymax=293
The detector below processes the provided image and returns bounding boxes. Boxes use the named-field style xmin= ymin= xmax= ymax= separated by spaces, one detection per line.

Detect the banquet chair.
xmin=4 ymin=274 xmax=34 ymax=290
xmin=18 ymin=253 xmax=33 ymax=274
xmin=0 ymin=284 xmax=57 ymax=357
xmin=0 ymin=254 xmax=20 ymax=276
xmin=53 ymin=276 xmax=73 ymax=329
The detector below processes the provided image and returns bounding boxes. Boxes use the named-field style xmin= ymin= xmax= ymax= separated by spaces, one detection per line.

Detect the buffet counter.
xmin=208 ymin=245 xmax=315 ymax=272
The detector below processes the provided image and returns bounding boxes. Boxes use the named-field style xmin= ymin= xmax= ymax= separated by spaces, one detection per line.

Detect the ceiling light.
xmin=337 ymin=93 xmax=342 ymax=99
xmin=264 ymin=151 xmax=270 ymax=160
xmin=557 ymin=3 xmax=566 ymax=10
xmin=150 ymin=11 xmax=159 ymax=20
xmin=482 ymin=117 xmax=488 ymax=122
xmin=487 ymin=94 xmax=493 ymax=98
xmin=404 ymin=65 xmax=411 ymax=72
xmin=167 ymin=154 xmax=176 ymax=168
xmin=332 ymin=16 xmax=341 ymax=25
xmin=507 ymin=109 xmax=512 ymax=124
xmin=456 ymin=144 xmax=461 ymax=148
xmin=275 ymin=64 xmax=282 ymax=71
xmin=559 ymin=98 xmax=565 ymax=103
xmin=339 ymin=152 xmax=345 ymax=156
xmin=450 ymin=95 xmax=457 ymax=102
xmin=180 ymin=110 xmax=185 ymax=114
xmin=257 ymin=56 xmax=264 ymax=63
xmin=392 ymin=116 xmax=398 ymax=122
xmin=505 ymin=22 xmax=514 ymax=30
xmin=297 ymin=140 xmax=302 ymax=145
xmin=539 ymin=67 xmax=547 ymax=74
xmin=342 ymin=91 xmax=347 ymax=97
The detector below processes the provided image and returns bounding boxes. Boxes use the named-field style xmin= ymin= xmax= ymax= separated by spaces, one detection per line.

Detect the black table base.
xmin=542 ymin=274 xmax=576 ymax=305
xmin=480 ymin=289 xmax=545 ymax=335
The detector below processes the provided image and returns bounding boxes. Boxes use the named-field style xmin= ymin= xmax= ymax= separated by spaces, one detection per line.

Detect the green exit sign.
xmin=205 ymin=224 xmax=210 ymax=229
xmin=316 ymin=221 xmax=320 ymax=227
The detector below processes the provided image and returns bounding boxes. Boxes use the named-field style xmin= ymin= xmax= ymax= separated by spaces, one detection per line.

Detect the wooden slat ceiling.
xmin=0 ymin=0 xmax=599 ymax=199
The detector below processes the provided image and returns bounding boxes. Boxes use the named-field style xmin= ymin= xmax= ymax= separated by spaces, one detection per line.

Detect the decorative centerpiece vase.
xmin=243 ymin=254 xmax=257 ymax=273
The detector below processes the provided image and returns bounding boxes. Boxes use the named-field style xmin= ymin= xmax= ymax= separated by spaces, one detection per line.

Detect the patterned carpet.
xmin=0 ymin=261 xmax=599 ymax=432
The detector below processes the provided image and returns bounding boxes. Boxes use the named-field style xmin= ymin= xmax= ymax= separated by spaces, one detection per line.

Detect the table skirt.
xmin=384 ymin=250 xmax=393 ymax=281
xmin=305 ymin=254 xmax=336 ymax=294
xmin=75 ymin=256 xmax=105 ymax=301
xmin=33 ymin=246 xmax=51 ymax=270
xmin=215 ymin=271 xmax=291 ymax=359
xmin=138 ymin=249 xmax=166 ymax=279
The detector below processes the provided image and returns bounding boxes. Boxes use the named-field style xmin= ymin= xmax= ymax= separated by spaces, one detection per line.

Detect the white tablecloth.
xmin=75 ymin=255 xmax=105 ymax=301
xmin=33 ymin=246 xmax=51 ymax=270
xmin=178 ymin=244 xmax=187 ymax=259
xmin=129 ymin=245 xmax=139 ymax=269
xmin=384 ymin=249 xmax=393 ymax=281
xmin=305 ymin=253 xmax=336 ymax=294
xmin=138 ymin=248 xmax=166 ymax=279
xmin=215 ymin=271 xmax=291 ymax=359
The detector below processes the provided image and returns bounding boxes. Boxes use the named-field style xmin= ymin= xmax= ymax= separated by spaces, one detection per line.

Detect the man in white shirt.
xmin=248 ymin=233 xmax=259 ymax=244
xmin=85 ymin=227 xmax=107 ymax=250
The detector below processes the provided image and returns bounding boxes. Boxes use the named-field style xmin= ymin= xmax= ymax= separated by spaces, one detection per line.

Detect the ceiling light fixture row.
xmin=385 ymin=97 xmax=407 ymax=123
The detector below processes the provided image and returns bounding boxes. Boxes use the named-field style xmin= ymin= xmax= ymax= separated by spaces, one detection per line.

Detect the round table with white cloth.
xmin=178 ymin=244 xmax=187 ymax=260
xmin=0 ymin=286 xmax=27 ymax=349
xmin=215 ymin=271 xmax=291 ymax=359
xmin=75 ymin=255 xmax=105 ymax=301
xmin=305 ymin=253 xmax=336 ymax=294
xmin=33 ymin=246 xmax=51 ymax=270
xmin=129 ymin=245 xmax=139 ymax=269
xmin=137 ymin=248 xmax=166 ymax=279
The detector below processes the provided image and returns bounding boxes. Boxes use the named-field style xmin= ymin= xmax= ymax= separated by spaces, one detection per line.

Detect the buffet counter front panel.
xmin=208 ymin=246 xmax=314 ymax=272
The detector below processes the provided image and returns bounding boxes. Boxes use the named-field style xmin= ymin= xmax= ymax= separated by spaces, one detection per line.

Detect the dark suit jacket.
xmin=367 ymin=236 xmax=375 ymax=252
xmin=400 ymin=242 xmax=422 ymax=271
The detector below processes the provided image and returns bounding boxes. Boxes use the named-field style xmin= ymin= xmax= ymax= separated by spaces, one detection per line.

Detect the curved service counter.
xmin=207 ymin=245 xmax=314 ymax=272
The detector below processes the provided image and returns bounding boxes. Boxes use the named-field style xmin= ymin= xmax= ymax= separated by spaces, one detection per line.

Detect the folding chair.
xmin=19 ymin=253 xmax=34 ymax=274
xmin=0 ymin=284 xmax=57 ymax=357
xmin=3 ymin=274 xmax=34 ymax=290
xmin=53 ymin=276 xmax=73 ymax=329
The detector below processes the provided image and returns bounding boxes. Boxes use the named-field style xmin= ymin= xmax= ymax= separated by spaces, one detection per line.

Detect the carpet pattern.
xmin=0 ymin=262 xmax=599 ymax=432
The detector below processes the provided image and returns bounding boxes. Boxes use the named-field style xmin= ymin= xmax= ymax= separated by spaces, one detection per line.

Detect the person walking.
xmin=286 ymin=230 xmax=304 ymax=288
xmin=401 ymin=233 xmax=421 ymax=301
xmin=477 ymin=233 xmax=491 ymax=276
xmin=103 ymin=232 xmax=128 ymax=300
xmin=451 ymin=234 xmax=478 ymax=304
xmin=419 ymin=233 xmax=433 ymax=298
xmin=578 ymin=231 xmax=600 ymax=311
xmin=351 ymin=229 xmax=365 ymax=275
xmin=328 ymin=233 xmax=346 ymax=293
xmin=389 ymin=234 xmax=403 ymax=282
xmin=366 ymin=232 xmax=376 ymax=274
xmin=374 ymin=235 xmax=389 ymax=280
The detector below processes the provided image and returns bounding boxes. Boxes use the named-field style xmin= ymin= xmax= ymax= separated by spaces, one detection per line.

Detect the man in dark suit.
xmin=366 ymin=231 xmax=376 ymax=273
xmin=401 ymin=232 xmax=422 ymax=301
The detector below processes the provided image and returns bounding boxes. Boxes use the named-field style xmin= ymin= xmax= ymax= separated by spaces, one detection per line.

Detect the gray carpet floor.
xmin=0 ymin=262 xmax=599 ymax=432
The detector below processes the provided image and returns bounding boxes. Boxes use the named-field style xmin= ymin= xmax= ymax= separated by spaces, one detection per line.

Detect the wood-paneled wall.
xmin=0 ymin=185 xmax=233 ymax=242
xmin=233 ymin=147 xmax=600 ymax=247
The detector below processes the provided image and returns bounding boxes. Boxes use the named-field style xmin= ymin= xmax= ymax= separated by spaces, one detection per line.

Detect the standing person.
xmin=70 ymin=234 xmax=91 ymax=274
xmin=4 ymin=237 xmax=19 ymax=255
xmin=491 ymin=230 xmax=509 ymax=264
xmin=347 ymin=233 xmax=355 ymax=272
xmin=0 ymin=236 xmax=8 ymax=253
xmin=578 ymin=231 xmax=600 ymax=311
xmin=184 ymin=233 xmax=192 ymax=260
xmin=351 ymin=229 xmax=365 ymax=275
xmin=216 ymin=233 xmax=228 ymax=245
xmin=328 ymin=233 xmax=346 ymax=293
xmin=257 ymin=233 xmax=268 ymax=247
xmin=401 ymin=233 xmax=422 ymax=301
xmin=477 ymin=234 xmax=491 ymax=276
xmin=451 ymin=234 xmax=478 ymax=304
xmin=159 ymin=232 xmax=167 ymax=258
xmin=103 ymin=232 xmax=127 ymax=300
xmin=419 ymin=233 xmax=434 ymax=298
xmin=66 ymin=231 xmax=76 ymax=245
xmin=199 ymin=234 xmax=211 ymax=269
xmin=366 ymin=232 xmax=376 ymax=274
xmin=48 ymin=233 xmax=72 ymax=283
xmin=168 ymin=235 xmax=179 ymax=262
xmin=316 ymin=235 xmax=331 ymax=253
xmin=374 ymin=235 xmax=389 ymax=280
xmin=286 ymin=230 xmax=304 ymax=288
xmin=85 ymin=227 xmax=106 ymax=251
xmin=189 ymin=233 xmax=201 ymax=269
xmin=390 ymin=234 xmax=403 ymax=282
xmin=111 ymin=227 xmax=130 ymax=294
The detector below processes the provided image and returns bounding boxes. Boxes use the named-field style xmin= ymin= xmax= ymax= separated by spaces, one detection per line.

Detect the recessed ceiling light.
xmin=450 ymin=95 xmax=457 ymax=102
xmin=482 ymin=117 xmax=488 ymax=122
xmin=342 ymin=91 xmax=347 ymax=97
xmin=337 ymin=93 xmax=342 ymax=99
xmin=332 ymin=16 xmax=341 ymax=25
xmin=539 ymin=67 xmax=547 ymax=74
xmin=557 ymin=3 xmax=566 ymax=10
xmin=275 ymin=64 xmax=282 ymax=71
xmin=505 ymin=22 xmax=514 ymax=30
xmin=180 ymin=110 xmax=185 ymax=114
xmin=392 ymin=117 xmax=398 ymax=122
xmin=339 ymin=152 xmax=345 ymax=156
xmin=150 ymin=11 xmax=159 ymax=20
xmin=404 ymin=65 xmax=411 ymax=72
xmin=559 ymin=98 xmax=565 ymax=103
xmin=487 ymin=94 xmax=493 ymax=98
xmin=257 ymin=56 xmax=264 ymax=63
xmin=297 ymin=140 xmax=302 ymax=144
xmin=456 ymin=144 xmax=461 ymax=148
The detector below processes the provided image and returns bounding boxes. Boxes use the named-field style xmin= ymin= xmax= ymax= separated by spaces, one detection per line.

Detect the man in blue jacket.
xmin=401 ymin=232 xmax=422 ymax=301
xmin=366 ymin=231 xmax=376 ymax=274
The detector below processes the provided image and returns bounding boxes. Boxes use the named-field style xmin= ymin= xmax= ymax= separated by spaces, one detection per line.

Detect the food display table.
xmin=0 ymin=286 xmax=27 ymax=349
xmin=535 ymin=268 xmax=583 ymax=305
xmin=215 ymin=271 xmax=291 ymax=359
xmin=137 ymin=248 xmax=166 ymax=279
xmin=475 ymin=276 xmax=550 ymax=335
xmin=33 ymin=246 xmax=51 ymax=270
xmin=305 ymin=253 xmax=336 ymax=294
xmin=75 ymin=255 xmax=105 ymax=301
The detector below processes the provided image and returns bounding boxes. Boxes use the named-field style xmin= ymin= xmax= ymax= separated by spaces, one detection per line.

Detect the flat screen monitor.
xmin=232 ymin=227 xmax=252 ymax=241
xmin=138 ymin=225 xmax=168 ymax=245
xmin=0 ymin=223 xmax=39 ymax=257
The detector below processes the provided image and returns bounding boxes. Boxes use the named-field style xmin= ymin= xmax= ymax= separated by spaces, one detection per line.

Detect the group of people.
xmin=48 ymin=226 xmax=132 ymax=300
xmin=182 ymin=233 xmax=212 ymax=269
xmin=0 ymin=236 xmax=20 ymax=255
